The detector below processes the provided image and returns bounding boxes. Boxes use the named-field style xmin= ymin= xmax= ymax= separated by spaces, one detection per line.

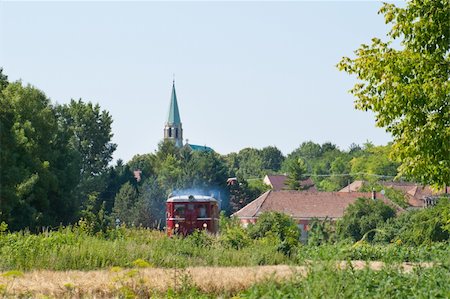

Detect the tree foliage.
xmin=284 ymin=158 xmax=310 ymax=190
xmin=248 ymin=211 xmax=300 ymax=255
xmin=337 ymin=198 xmax=396 ymax=242
xmin=338 ymin=0 xmax=450 ymax=187
xmin=0 ymin=81 xmax=80 ymax=229
xmin=0 ymin=73 xmax=117 ymax=230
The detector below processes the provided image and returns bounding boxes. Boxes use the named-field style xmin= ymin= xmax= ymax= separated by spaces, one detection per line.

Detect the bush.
xmin=248 ymin=212 xmax=300 ymax=255
xmin=307 ymin=218 xmax=335 ymax=245
xmin=337 ymin=198 xmax=395 ymax=242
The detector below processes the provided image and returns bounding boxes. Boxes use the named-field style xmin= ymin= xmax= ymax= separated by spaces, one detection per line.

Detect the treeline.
xmin=224 ymin=141 xmax=399 ymax=191
xmin=1 ymin=69 xmax=401 ymax=231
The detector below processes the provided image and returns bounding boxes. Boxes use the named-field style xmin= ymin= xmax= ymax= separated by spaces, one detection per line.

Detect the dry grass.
xmin=0 ymin=265 xmax=302 ymax=298
xmin=0 ymin=262 xmax=434 ymax=298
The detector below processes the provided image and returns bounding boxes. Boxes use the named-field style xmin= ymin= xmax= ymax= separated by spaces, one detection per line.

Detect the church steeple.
xmin=164 ymin=81 xmax=183 ymax=147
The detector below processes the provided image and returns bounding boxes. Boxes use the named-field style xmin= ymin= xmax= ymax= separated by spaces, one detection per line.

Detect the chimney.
xmin=371 ymin=189 xmax=376 ymax=200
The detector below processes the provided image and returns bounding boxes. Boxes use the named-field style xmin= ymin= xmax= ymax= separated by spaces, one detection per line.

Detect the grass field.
xmin=0 ymin=227 xmax=448 ymax=298
xmin=0 ymin=262 xmax=442 ymax=298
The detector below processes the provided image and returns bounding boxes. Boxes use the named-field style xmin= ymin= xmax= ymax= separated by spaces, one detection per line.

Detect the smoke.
xmin=171 ymin=187 xmax=229 ymax=211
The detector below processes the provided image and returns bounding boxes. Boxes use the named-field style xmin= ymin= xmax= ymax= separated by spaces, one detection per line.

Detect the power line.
xmin=246 ymin=173 xmax=401 ymax=181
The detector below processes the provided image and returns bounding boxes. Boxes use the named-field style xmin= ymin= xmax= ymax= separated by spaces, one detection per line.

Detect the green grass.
xmin=238 ymin=263 xmax=450 ymax=298
xmin=0 ymin=227 xmax=291 ymax=270
xmin=0 ymin=226 xmax=448 ymax=271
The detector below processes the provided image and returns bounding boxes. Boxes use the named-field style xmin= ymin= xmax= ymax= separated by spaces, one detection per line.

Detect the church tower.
xmin=164 ymin=81 xmax=183 ymax=147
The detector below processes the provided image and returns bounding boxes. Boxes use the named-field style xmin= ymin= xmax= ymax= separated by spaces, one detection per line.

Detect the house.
xmin=339 ymin=180 xmax=449 ymax=208
xmin=263 ymin=174 xmax=316 ymax=191
xmin=233 ymin=190 xmax=402 ymax=242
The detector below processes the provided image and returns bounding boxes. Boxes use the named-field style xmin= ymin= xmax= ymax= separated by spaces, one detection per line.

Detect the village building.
xmin=263 ymin=174 xmax=316 ymax=191
xmin=164 ymin=81 xmax=213 ymax=152
xmin=339 ymin=180 xmax=449 ymax=208
xmin=233 ymin=190 xmax=403 ymax=242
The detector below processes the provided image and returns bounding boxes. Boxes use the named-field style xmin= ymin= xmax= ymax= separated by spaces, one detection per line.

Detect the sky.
xmin=0 ymin=1 xmax=401 ymax=163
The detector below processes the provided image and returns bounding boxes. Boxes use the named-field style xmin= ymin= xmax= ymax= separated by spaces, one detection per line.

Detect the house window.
xmin=175 ymin=128 xmax=179 ymax=138
xmin=168 ymin=128 xmax=172 ymax=137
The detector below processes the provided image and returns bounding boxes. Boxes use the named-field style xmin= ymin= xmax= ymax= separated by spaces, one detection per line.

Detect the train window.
xmin=187 ymin=204 xmax=194 ymax=210
xmin=174 ymin=204 xmax=185 ymax=217
xmin=198 ymin=205 xmax=207 ymax=218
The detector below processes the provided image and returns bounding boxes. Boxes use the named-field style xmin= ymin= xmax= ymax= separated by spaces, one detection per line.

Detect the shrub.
xmin=337 ymin=198 xmax=395 ymax=242
xmin=248 ymin=212 xmax=300 ymax=255
xmin=307 ymin=218 xmax=335 ymax=245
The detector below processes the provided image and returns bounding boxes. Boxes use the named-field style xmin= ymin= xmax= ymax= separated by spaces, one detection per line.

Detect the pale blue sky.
xmin=0 ymin=1 xmax=400 ymax=162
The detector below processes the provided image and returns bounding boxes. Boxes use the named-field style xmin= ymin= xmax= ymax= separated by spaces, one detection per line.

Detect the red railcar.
xmin=166 ymin=195 xmax=219 ymax=236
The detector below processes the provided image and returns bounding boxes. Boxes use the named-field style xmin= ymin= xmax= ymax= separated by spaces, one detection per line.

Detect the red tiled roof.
xmin=265 ymin=175 xmax=316 ymax=191
xmin=339 ymin=180 xmax=449 ymax=208
xmin=338 ymin=180 xmax=364 ymax=193
xmin=233 ymin=190 xmax=401 ymax=220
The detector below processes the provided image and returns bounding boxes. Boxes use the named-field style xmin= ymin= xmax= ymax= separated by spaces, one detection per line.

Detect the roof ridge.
xmin=253 ymin=190 xmax=271 ymax=217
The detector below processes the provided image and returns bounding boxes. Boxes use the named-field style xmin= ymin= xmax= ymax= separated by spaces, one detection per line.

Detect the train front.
xmin=166 ymin=195 xmax=219 ymax=236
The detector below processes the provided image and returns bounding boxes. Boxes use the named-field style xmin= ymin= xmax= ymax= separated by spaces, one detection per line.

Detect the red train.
xmin=166 ymin=195 xmax=219 ymax=236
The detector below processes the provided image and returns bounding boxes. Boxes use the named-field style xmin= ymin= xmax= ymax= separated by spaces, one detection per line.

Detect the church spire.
xmin=167 ymin=81 xmax=181 ymax=125
xmin=164 ymin=80 xmax=183 ymax=147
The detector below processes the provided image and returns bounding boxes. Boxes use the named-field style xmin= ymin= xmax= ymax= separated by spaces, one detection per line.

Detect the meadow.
xmin=0 ymin=226 xmax=449 ymax=298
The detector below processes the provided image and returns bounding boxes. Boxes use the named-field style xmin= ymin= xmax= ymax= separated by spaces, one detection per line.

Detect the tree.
xmin=111 ymin=182 xmax=139 ymax=226
xmin=235 ymin=148 xmax=264 ymax=179
xmin=0 ymin=68 xmax=8 ymax=91
xmin=0 ymin=81 xmax=80 ymax=229
xmin=337 ymin=198 xmax=396 ymax=242
xmin=260 ymin=146 xmax=285 ymax=172
xmin=57 ymin=99 xmax=116 ymax=178
xmin=284 ymin=158 xmax=310 ymax=190
xmin=350 ymin=145 xmax=399 ymax=182
xmin=338 ymin=0 xmax=450 ymax=188
xmin=57 ymin=99 xmax=117 ymax=206
xmin=248 ymin=212 xmax=300 ymax=255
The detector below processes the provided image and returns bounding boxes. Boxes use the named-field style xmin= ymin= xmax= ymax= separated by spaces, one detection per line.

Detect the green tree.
xmin=284 ymin=158 xmax=309 ymax=190
xmin=57 ymin=99 xmax=116 ymax=177
xmin=183 ymin=151 xmax=228 ymax=190
xmin=57 ymin=99 xmax=117 ymax=205
xmin=0 ymin=81 xmax=79 ymax=229
xmin=350 ymin=145 xmax=399 ymax=182
xmin=337 ymin=198 xmax=396 ymax=242
xmin=135 ymin=177 xmax=166 ymax=228
xmin=111 ymin=182 xmax=139 ymax=226
xmin=235 ymin=148 xmax=264 ymax=179
xmin=248 ymin=212 xmax=300 ymax=255
xmin=260 ymin=146 xmax=285 ymax=172
xmin=338 ymin=0 xmax=450 ymax=188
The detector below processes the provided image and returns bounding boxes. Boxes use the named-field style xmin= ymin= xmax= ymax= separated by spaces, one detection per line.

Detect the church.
xmin=164 ymin=81 xmax=213 ymax=152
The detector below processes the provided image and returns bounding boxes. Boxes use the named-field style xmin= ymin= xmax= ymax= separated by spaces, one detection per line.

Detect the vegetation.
xmin=239 ymin=264 xmax=450 ymax=299
xmin=336 ymin=197 xmax=396 ymax=242
xmin=338 ymin=0 xmax=450 ymax=188
xmin=1 ymin=1 xmax=449 ymax=297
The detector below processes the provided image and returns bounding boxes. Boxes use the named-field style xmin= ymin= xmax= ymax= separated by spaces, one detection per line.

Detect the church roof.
xmin=167 ymin=82 xmax=181 ymax=125
xmin=187 ymin=144 xmax=214 ymax=152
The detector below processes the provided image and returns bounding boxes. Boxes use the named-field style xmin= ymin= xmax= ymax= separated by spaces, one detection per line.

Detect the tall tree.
xmin=260 ymin=146 xmax=285 ymax=172
xmin=57 ymin=99 xmax=117 ymax=204
xmin=338 ymin=0 xmax=450 ymax=188
xmin=57 ymin=99 xmax=116 ymax=178
xmin=284 ymin=158 xmax=309 ymax=190
xmin=0 ymin=82 xmax=79 ymax=229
